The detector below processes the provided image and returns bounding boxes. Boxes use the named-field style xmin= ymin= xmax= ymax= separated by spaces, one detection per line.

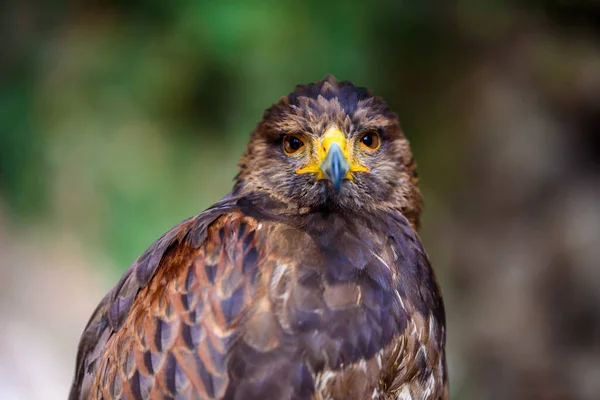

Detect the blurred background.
xmin=1 ymin=1 xmax=600 ymax=399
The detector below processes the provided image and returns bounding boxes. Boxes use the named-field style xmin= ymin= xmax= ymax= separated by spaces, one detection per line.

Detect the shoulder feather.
xmin=68 ymin=196 xmax=236 ymax=400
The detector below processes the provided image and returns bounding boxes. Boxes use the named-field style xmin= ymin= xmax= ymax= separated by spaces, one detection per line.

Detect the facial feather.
xmin=234 ymin=75 xmax=422 ymax=230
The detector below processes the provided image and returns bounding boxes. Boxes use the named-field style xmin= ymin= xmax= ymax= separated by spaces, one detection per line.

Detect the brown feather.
xmin=70 ymin=76 xmax=447 ymax=400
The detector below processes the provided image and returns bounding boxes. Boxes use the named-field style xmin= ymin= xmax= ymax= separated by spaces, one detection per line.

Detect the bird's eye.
xmin=359 ymin=131 xmax=381 ymax=150
xmin=282 ymin=134 xmax=305 ymax=155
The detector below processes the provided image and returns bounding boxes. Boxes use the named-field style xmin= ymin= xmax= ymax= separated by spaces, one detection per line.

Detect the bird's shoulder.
xmin=69 ymin=195 xmax=258 ymax=399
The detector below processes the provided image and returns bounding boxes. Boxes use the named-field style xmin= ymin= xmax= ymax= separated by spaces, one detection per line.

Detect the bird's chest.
xmin=262 ymin=222 xmax=408 ymax=370
xmin=228 ymin=215 xmax=446 ymax=399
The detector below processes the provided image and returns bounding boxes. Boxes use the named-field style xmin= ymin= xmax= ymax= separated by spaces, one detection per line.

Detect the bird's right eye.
xmin=283 ymin=134 xmax=305 ymax=155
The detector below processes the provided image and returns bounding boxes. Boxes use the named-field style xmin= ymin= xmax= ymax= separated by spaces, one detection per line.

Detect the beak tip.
xmin=320 ymin=143 xmax=350 ymax=193
xmin=333 ymin=181 xmax=343 ymax=194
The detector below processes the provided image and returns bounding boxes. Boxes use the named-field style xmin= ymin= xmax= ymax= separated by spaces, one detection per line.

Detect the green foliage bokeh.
xmin=0 ymin=0 xmax=493 ymax=269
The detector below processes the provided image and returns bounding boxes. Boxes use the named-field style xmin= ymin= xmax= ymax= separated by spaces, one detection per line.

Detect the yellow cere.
xmin=296 ymin=126 xmax=370 ymax=180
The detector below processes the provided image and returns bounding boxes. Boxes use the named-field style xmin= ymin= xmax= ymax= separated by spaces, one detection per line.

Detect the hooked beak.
xmin=320 ymin=142 xmax=350 ymax=193
xmin=295 ymin=126 xmax=369 ymax=192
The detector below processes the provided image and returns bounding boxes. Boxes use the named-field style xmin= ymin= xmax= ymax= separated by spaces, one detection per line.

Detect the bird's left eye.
xmin=283 ymin=134 xmax=305 ymax=155
xmin=359 ymin=131 xmax=381 ymax=150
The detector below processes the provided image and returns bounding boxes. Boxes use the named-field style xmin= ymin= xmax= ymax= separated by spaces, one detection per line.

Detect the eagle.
xmin=69 ymin=76 xmax=447 ymax=400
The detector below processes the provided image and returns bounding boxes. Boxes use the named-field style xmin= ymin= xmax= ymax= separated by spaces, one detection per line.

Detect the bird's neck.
xmin=235 ymin=191 xmax=399 ymax=226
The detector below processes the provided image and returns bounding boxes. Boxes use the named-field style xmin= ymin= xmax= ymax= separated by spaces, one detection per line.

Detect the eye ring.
xmin=282 ymin=134 xmax=305 ymax=155
xmin=358 ymin=131 xmax=381 ymax=150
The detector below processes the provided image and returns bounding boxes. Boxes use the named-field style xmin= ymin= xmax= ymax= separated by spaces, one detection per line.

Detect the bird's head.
xmin=235 ymin=75 xmax=422 ymax=229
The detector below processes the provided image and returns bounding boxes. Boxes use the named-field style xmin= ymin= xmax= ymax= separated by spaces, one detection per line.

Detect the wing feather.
xmin=69 ymin=196 xmax=237 ymax=399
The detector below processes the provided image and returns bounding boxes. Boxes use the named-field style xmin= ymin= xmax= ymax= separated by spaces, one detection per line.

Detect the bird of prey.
xmin=70 ymin=76 xmax=447 ymax=400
